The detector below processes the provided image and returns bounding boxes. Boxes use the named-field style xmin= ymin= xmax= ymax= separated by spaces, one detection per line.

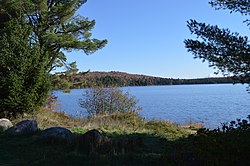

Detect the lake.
xmin=53 ymin=84 xmax=250 ymax=129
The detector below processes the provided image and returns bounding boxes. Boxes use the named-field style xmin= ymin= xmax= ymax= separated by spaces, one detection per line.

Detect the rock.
xmin=82 ymin=129 xmax=104 ymax=144
xmin=77 ymin=129 xmax=111 ymax=153
xmin=40 ymin=127 xmax=73 ymax=142
xmin=7 ymin=119 xmax=38 ymax=136
xmin=0 ymin=118 xmax=13 ymax=132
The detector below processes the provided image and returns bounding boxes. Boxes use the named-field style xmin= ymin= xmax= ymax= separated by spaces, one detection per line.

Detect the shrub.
xmin=79 ymin=87 xmax=140 ymax=117
xmin=181 ymin=115 xmax=250 ymax=165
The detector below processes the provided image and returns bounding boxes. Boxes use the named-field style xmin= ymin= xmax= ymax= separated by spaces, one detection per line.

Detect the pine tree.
xmin=0 ymin=0 xmax=107 ymax=72
xmin=0 ymin=0 xmax=107 ymax=117
xmin=0 ymin=19 xmax=50 ymax=118
xmin=184 ymin=0 xmax=250 ymax=83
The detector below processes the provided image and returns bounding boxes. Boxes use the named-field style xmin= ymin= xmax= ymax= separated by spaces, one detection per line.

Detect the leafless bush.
xmin=79 ymin=87 xmax=139 ymax=117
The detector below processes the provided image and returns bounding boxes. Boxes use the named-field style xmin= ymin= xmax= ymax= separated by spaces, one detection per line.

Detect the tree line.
xmin=50 ymin=71 xmax=244 ymax=90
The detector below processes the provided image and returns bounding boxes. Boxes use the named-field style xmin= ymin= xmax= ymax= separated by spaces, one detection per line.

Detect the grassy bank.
xmin=0 ymin=109 xmax=191 ymax=165
xmin=1 ymin=109 xmax=250 ymax=165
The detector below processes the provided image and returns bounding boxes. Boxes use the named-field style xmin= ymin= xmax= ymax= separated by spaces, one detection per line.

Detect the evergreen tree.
xmin=0 ymin=19 xmax=50 ymax=118
xmin=0 ymin=0 xmax=107 ymax=72
xmin=184 ymin=0 xmax=250 ymax=83
xmin=0 ymin=0 xmax=107 ymax=117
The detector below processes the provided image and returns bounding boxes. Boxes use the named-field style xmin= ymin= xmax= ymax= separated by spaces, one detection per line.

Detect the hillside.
xmin=50 ymin=71 xmax=241 ymax=90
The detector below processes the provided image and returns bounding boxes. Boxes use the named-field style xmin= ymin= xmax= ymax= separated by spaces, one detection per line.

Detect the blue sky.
xmin=65 ymin=0 xmax=249 ymax=78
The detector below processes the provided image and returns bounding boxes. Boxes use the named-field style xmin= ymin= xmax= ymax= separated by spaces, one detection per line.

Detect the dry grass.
xmin=12 ymin=108 xmax=195 ymax=139
xmin=12 ymin=108 xmax=86 ymax=129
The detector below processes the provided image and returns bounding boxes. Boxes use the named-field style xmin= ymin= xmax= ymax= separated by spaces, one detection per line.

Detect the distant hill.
xmin=51 ymin=71 xmax=242 ymax=90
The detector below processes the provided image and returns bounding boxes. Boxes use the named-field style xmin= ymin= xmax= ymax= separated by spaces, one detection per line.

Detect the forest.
xmin=50 ymin=71 xmax=243 ymax=90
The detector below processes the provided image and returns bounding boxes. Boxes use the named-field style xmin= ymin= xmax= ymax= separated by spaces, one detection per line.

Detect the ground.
xmin=1 ymin=108 xmax=250 ymax=165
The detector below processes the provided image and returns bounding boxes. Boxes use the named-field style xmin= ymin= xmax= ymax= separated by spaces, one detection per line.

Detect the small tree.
xmin=79 ymin=87 xmax=140 ymax=117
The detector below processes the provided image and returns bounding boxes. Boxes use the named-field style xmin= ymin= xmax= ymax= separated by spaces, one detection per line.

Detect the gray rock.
xmin=7 ymin=119 xmax=38 ymax=136
xmin=0 ymin=118 xmax=13 ymax=132
xmin=40 ymin=127 xmax=73 ymax=142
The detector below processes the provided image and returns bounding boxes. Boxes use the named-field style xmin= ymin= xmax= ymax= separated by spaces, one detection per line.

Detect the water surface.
xmin=53 ymin=84 xmax=250 ymax=128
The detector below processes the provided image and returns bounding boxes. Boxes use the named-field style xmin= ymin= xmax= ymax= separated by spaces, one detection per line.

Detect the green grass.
xmin=1 ymin=109 xmax=250 ymax=165
xmin=0 ymin=109 xmax=192 ymax=165
xmin=0 ymin=132 xmax=175 ymax=165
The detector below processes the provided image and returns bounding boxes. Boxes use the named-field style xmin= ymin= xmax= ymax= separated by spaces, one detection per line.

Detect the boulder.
xmin=82 ymin=129 xmax=106 ymax=144
xmin=7 ymin=119 xmax=38 ymax=136
xmin=0 ymin=118 xmax=13 ymax=132
xmin=40 ymin=127 xmax=73 ymax=142
xmin=77 ymin=129 xmax=111 ymax=153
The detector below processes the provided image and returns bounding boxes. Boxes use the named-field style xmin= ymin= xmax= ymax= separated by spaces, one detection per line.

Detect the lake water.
xmin=53 ymin=84 xmax=250 ymax=129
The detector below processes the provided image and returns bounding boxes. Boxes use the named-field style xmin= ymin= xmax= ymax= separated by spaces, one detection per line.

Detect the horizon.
xmin=61 ymin=0 xmax=248 ymax=79
xmin=79 ymin=70 xmax=227 ymax=80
